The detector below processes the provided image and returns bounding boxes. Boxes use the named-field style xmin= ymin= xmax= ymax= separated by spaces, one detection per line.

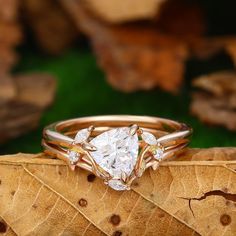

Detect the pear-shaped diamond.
xmin=89 ymin=127 xmax=139 ymax=190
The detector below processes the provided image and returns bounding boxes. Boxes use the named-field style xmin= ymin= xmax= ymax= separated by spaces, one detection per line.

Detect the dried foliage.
xmin=189 ymin=37 xmax=236 ymax=61
xmin=0 ymin=1 xmax=58 ymax=143
xmin=191 ymin=71 xmax=236 ymax=131
xmin=0 ymin=73 xmax=56 ymax=143
xmin=0 ymin=148 xmax=235 ymax=235
xmin=82 ymin=0 xmax=166 ymax=23
xmin=21 ymin=0 xmax=79 ymax=55
xmin=61 ymin=0 xmax=207 ymax=93
xmin=0 ymin=0 xmax=22 ymax=76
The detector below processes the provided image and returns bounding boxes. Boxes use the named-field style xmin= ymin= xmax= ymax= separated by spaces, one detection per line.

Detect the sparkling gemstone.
xmin=89 ymin=127 xmax=139 ymax=190
xmin=154 ymin=148 xmax=164 ymax=160
xmin=68 ymin=150 xmax=80 ymax=163
xmin=108 ymin=179 xmax=128 ymax=191
xmin=141 ymin=131 xmax=157 ymax=145
xmin=74 ymin=128 xmax=90 ymax=144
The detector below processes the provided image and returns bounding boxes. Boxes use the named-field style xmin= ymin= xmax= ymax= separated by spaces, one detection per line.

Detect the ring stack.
xmin=42 ymin=115 xmax=192 ymax=191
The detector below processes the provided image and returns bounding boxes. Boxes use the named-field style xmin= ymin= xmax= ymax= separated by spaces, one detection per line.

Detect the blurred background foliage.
xmin=1 ymin=0 xmax=236 ymax=154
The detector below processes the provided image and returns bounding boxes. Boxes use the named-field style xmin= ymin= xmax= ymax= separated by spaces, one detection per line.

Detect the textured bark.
xmin=21 ymin=0 xmax=78 ymax=55
xmin=0 ymin=73 xmax=56 ymax=143
xmin=191 ymin=71 xmax=236 ymax=131
xmin=0 ymin=148 xmax=236 ymax=235
xmin=61 ymin=0 xmax=207 ymax=93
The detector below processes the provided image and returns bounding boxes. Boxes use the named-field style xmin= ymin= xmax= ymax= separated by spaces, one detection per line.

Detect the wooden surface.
xmin=0 ymin=148 xmax=235 ymax=235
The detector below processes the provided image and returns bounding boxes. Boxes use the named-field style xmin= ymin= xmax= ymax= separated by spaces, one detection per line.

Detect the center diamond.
xmin=89 ymin=127 xmax=139 ymax=190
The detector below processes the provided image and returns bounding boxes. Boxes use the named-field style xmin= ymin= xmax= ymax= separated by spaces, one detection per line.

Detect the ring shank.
xmin=43 ymin=115 xmax=192 ymax=163
xmin=45 ymin=115 xmax=190 ymax=138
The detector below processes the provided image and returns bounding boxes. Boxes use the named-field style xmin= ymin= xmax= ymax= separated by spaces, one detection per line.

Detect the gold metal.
xmin=42 ymin=115 xmax=192 ymax=190
xmin=81 ymin=142 xmax=97 ymax=152
xmin=129 ymin=124 xmax=139 ymax=136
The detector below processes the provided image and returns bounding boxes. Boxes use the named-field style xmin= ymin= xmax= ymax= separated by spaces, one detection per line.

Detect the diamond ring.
xmin=42 ymin=115 xmax=192 ymax=191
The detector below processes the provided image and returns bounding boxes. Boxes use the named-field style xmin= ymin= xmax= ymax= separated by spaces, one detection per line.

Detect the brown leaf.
xmin=13 ymin=73 xmax=57 ymax=108
xmin=0 ymin=73 xmax=56 ymax=143
xmin=61 ymin=0 xmax=195 ymax=93
xmin=90 ymin=27 xmax=188 ymax=93
xmin=0 ymin=76 xmax=15 ymax=104
xmin=154 ymin=0 xmax=206 ymax=38
xmin=189 ymin=36 xmax=236 ymax=62
xmin=21 ymin=0 xmax=79 ymax=55
xmin=0 ymin=47 xmax=18 ymax=75
xmin=191 ymin=71 xmax=236 ymax=131
xmin=193 ymin=71 xmax=236 ymax=97
xmin=0 ymin=0 xmax=22 ymax=75
xmin=0 ymin=22 xmax=22 ymax=46
xmin=82 ymin=0 xmax=166 ymax=23
xmin=0 ymin=0 xmax=19 ymax=21
xmin=0 ymin=148 xmax=236 ymax=235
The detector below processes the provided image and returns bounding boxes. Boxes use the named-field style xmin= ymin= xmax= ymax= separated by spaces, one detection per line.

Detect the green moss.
xmin=1 ymin=47 xmax=235 ymax=154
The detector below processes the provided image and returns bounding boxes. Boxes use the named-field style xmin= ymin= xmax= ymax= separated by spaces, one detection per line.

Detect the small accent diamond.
xmin=68 ymin=150 xmax=80 ymax=163
xmin=141 ymin=131 xmax=157 ymax=145
xmin=153 ymin=148 xmax=164 ymax=160
xmin=108 ymin=179 xmax=128 ymax=191
xmin=74 ymin=128 xmax=90 ymax=144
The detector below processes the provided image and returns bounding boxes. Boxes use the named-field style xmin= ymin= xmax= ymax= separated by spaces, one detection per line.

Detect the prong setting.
xmin=67 ymin=126 xmax=165 ymax=190
xmin=82 ymin=142 xmax=97 ymax=151
xmin=73 ymin=127 xmax=165 ymax=190
xmin=152 ymin=162 xmax=159 ymax=170
xmin=121 ymin=172 xmax=128 ymax=183
xmin=129 ymin=124 xmax=139 ymax=136
xmin=88 ymin=125 xmax=95 ymax=132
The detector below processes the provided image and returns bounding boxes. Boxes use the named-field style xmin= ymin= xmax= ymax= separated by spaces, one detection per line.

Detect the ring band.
xmin=42 ymin=115 xmax=192 ymax=191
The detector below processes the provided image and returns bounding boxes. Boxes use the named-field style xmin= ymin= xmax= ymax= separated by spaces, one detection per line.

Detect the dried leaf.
xmin=193 ymin=71 xmax=236 ymax=97
xmin=0 ymin=73 xmax=56 ymax=143
xmin=0 ymin=47 xmax=18 ymax=75
xmin=14 ymin=73 xmax=57 ymax=108
xmin=0 ymin=148 xmax=235 ymax=235
xmin=0 ymin=0 xmax=19 ymax=21
xmin=0 ymin=22 xmax=22 ymax=46
xmin=0 ymin=76 xmax=15 ymax=103
xmin=22 ymin=0 xmax=79 ymax=55
xmin=61 ymin=0 xmax=204 ymax=93
xmin=191 ymin=71 xmax=236 ymax=131
xmin=82 ymin=0 xmax=166 ymax=23
xmin=154 ymin=0 xmax=206 ymax=38
xmin=189 ymin=36 xmax=236 ymax=61
xmin=0 ymin=0 xmax=22 ymax=75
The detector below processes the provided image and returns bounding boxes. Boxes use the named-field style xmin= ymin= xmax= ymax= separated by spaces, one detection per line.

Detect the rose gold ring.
xmin=42 ymin=115 xmax=192 ymax=190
